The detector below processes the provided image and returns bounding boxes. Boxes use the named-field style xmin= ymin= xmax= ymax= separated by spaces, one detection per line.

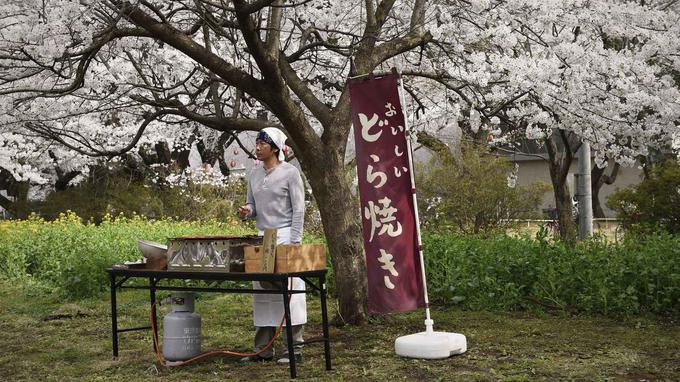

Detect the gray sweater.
xmin=246 ymin=161 xmax=305 ymax=243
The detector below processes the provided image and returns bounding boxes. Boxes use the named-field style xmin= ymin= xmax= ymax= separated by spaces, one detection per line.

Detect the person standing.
xmin=238 ymin=127 xmax=306 ymax=363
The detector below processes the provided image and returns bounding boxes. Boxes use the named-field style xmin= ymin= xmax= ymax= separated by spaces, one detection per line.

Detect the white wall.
xmin=513 ymin=158 xmax=642 ymax=217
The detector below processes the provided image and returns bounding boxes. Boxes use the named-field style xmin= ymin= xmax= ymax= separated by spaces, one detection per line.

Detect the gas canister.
xmin=162 ymin=293 xmax=201 ymax=363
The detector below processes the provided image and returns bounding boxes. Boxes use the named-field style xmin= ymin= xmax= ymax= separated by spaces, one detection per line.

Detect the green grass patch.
xmin=0 ymin=279 xmax=678 ymax=381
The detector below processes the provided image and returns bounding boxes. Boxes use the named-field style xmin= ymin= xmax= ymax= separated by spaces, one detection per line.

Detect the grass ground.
xmin=0 ymin=280 xmax=678 ymax=382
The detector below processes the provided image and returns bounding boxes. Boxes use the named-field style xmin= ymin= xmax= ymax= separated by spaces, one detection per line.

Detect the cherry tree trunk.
xmin=302 ymin=151 xmax=368 ymax=325
xmin=545 ymin=130 xmax=577 ymax=244
xmin=8 ymin=181 xmax=30 ymax=220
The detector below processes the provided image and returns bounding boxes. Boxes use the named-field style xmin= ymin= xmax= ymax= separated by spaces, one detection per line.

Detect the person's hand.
xmin=238 ymin=205 xmax=251 ymax=219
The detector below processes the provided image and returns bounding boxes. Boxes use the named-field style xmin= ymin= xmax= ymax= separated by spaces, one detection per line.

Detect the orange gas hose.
xmin=150 ymin=302 xmax=285 ymax=366
xmin=150 ymin=279 xmax=295 ymax=367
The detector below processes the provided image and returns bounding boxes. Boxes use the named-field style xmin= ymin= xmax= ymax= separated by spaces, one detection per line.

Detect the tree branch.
xmin=365 ymin=0 xmax=377 ymax=31
xmin=410 ymin=0 xmax=426 ymax=32
xmin=0 ymin=192 xmax=12 ymax=212
xmin=0 ymin=27 xmax=151 ymax=97
xmin=278 ymin=56 xmax=332 ymax=126
xmin=232 ymin=0 xmax=282 ymax=86
xmin=375 ymin=0 xmax=397 ymax=28
xmin=115 ymin=1 xmax=267 ymax=101
xmin=264 ymin=0 xmax=283 ymax=60
xmin=239 ymin=0 xmax=276 ymax=14
xmin=372 ymin=30 xmax=432 ymax=67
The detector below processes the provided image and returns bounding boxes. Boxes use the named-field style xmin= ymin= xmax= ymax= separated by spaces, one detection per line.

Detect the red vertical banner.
xmin=348 ymin=73 xmax=425 ymax=314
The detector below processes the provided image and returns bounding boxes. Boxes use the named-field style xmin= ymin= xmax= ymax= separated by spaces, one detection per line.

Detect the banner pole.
xmin=396 ymin=75 xmax=433 ymax=333
xmin=394 ymin=70 xmax=467 ymax=359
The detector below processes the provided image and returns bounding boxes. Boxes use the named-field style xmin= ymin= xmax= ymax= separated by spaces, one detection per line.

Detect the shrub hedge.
xmin=0 ymin=212 xmax=250 ymax=298
xmin=423 ymin=232 xmax=679 ymax=316
xmin=1 ymin=214 xmax=677 ymax=316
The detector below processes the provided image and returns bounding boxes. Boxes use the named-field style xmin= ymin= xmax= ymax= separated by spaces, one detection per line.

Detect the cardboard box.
xmin=244 ymin=244 xmax=326 ymax=273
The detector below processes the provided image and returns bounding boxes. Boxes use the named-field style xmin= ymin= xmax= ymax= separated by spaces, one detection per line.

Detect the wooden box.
xmin=244 ymin=244 xmax=326 ymax=273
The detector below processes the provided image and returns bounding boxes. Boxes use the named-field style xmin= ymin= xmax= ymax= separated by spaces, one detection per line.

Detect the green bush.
xmin=417 ymin=142 xmax=550 ymax=234
xmin=0 ymin=212 xmax=250 ymax=299
xmin=607 ymin=159 xmax=680 ymax=233
xmin=422 ymin=231 xmax=679 ymax=316
xmin=34 ymin=168 xmax=248 ymax=224
xmin=2 ymin=214 xmax=677 ymax=316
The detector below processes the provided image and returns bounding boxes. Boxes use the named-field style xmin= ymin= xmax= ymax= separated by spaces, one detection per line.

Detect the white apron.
xmin=252 ymin=227 xmax=307 ymax=327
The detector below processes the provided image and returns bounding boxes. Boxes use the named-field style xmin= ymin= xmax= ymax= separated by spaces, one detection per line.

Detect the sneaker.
xmin=239 ymin=354 xmax=273 ymax=363
xmin=277 ymin=353 xmax=302 ymax=364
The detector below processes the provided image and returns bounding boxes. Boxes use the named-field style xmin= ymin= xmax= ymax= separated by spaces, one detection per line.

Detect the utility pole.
xmin=577 ymin=141 xmax=593 ymax=239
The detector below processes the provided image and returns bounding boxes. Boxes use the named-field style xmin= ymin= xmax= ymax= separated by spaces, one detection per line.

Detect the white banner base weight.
xmin=395 ymin=320 xmax=466 ymax=359
xmin=395 ymin=331 xmax=467 ymax=359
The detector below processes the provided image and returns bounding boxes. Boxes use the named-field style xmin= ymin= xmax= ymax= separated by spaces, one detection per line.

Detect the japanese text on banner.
xmin=349 ymin=73 xmax=425 ymax=314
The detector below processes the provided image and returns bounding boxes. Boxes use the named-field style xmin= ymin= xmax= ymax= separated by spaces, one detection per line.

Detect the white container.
xmin=137 ymin=240 xmax=167 ymax=260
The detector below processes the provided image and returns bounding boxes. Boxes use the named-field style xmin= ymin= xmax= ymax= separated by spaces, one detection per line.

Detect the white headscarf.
xmin=261 ymin=127 xmax=287 ymax=161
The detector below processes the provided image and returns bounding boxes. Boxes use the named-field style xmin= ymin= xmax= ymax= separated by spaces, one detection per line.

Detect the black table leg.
xmin=320 ymin=274 xmax=332 ymax=370
xmin=110 ymin=273 xmax=118 ymax=359
xmin=281 ymin=278 xmax=297 ymax=379
xmin=149 ymin=277 xmax=158 ymax=354
xmin=106 ymin=269 xmax=330 ymax=377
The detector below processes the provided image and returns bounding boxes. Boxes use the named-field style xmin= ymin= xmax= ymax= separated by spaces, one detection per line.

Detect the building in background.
xmin=507 ymin=153 xmax=643 ymax=218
